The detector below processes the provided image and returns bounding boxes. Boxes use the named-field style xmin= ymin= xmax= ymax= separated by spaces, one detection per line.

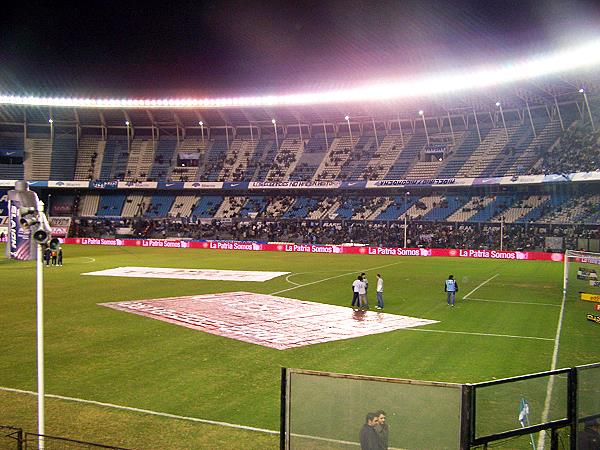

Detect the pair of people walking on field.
xmin=352 ymin=273 xmax=384 ymax=310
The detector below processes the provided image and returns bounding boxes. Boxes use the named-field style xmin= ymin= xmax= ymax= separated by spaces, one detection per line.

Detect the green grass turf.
xmin=1 ymin=243 xmax=599 ymax=449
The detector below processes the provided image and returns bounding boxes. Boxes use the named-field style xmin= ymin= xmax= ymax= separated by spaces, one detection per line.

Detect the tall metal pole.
xmin=496 ymin=102 xmax=508 ymax=139
xmin=272 ymin=119 xmax=279 ymax=149
xmin=525 ymin=99 xmax=537 ymax=137
xmin=372 ymin=117 xmax=380 ymax=149
xmin=345 ymin=116 xmax=353 ymax=147
xmin=323 ymin=121 xmax=329 ymax=151
xmin=447 ymin=111 xmax=455 ymax=144
xmin=403 ymin=192 xmax=410 ymax=248
xmin=419 ymin=111 xmax=429 ymax=144
xmin=398 ymin=114 xmax=404 ymax=146
xmin=500 ymin=216 xmax=504 ymax=251
xmin=125 ymin=121 xmax=131 ymax=153
xmin=36 ymin=202 xmax=45 ymax=450
xmin=472 ymin=108 xmax=482 ymax=143
xmin=199 ymin=121 xmax=205 ymax=143
xmin=553 ymin=96 xmax=565 ymax=131
xmin=580 ymin=89 xmax=596 ymax=132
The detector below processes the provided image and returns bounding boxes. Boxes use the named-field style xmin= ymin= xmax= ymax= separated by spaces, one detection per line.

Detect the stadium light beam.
xmin=1 ymin=40 xmax=600 ymax=109
xmin=579 ymin=88 xmax=596 ymax=131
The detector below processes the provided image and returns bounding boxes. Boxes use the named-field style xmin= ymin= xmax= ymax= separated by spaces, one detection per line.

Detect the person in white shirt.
xmin=351 ymin=276 xmax=362 ymax=308
xmin=357 ymin=277 xmax=368 ymax=309
xmin=376 ymin=274 xmax=384 ymax=310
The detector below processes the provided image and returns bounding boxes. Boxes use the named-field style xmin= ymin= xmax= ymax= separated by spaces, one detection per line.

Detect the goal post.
xmin=564 ymin=250 xmax=600 ymax=303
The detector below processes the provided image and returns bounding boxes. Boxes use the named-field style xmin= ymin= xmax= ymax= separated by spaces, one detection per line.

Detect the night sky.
xmin=1 ymin=0 xmax=600 ymax=97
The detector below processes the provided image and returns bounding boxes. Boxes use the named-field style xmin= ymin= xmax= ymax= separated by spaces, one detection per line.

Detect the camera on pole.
xmin=18 ymin=204 xmax=59 ymax=249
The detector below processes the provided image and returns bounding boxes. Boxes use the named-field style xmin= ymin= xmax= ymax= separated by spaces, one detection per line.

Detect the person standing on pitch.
xmin=361 ymin=272 xmax=369 ymax=308
xmin=57 ymin=247 xmax=63 ymax=266
xmin=445 ymin=274 xmax=458 ymax=307
xmin=376 ymin=274 xmax=384 ymax=310
xmin=352 ymin=275 xmax=362 ymax=308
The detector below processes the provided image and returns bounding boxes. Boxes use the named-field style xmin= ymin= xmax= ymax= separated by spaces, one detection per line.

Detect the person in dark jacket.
xmin=360 ymin=412 xmax=381 ymax=450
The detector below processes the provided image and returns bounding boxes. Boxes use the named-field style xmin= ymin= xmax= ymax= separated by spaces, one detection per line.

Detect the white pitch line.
xmin=405 ymin=328 xmax=554 ymax=341
xmin=537 ymin=285 xmax=568 ymax=450
xmin=0 ymin=386 xmax=279 ymax=435
xmin=269 ymin=261 xmax=403 ymax=296
xmin=467 ymin=298 xmax=560 ymax=307
xmin=462 ymin=273 xmax=500 ymax=299
xmin=285 ymin=273 xmax=301 ymax=286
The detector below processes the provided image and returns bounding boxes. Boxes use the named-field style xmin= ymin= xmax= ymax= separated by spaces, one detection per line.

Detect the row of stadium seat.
xmin=49 ymin=192 xmax=598 ymax=224
xmin=2 ymin=109 xmax=597 ymax=182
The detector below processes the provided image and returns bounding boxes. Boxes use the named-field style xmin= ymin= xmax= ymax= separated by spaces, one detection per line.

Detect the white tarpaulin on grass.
xmin=82 ymin=266 xmax=289 ymax=282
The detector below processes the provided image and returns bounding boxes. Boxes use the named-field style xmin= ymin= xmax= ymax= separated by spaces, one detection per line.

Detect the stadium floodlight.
xmin=418 ymin=110 xmax=424 ymax=116
xmin=48 ymin=118 xmax=53 ymax=124
xmin=271 ymin=118 xmax=276 ymax=124
xmin=1 ymin=39 xmax=600 ymax=109
xmin=495 ymin=101 xmax=501 ymax=107
xmin=125 ymin=120 xmax=130 ymax=126
xmin=578 ymin=88 xmax=585 ymax=93
xmin=344 ymin=115 xmax=350 ymax=121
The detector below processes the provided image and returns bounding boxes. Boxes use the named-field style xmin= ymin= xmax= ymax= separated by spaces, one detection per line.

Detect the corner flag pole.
xmin=36 ymin=201 xmax=45 ymax=450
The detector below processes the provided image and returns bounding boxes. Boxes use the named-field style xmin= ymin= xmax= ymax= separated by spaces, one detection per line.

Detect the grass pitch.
xmin=1 ymin=243 xmax=598 ymax=449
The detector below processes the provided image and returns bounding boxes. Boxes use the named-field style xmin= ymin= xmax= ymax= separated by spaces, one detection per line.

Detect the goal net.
xmin=564 ymin=250 xmax=600 ymax=303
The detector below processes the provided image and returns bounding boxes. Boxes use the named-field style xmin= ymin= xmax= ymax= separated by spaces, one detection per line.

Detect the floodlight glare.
xmin=125 ymin=121 xmax=130 ymax=126
xmin=1 ymin=39 xmax=600 ymax=109
xmin=271 ymin=118 xmax=276 ymax=124
xmin=199 ymin=121 xmax=203 ymax=126
xmin=418 ymin=110 xmax=424 ymax=116
xmin=495 ymin=102 xmax=501 ymax=107
xmin=48 ymin=118 xmax=53 ymax=124
xmin=344 ymin=115 xmax=350 ymax=121
xmin=579 ymin=88 xmax=585 ymax=93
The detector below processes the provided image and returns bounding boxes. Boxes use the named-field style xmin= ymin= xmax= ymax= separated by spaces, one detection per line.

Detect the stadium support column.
xmin=579 ymin=88 xmax=596 ymax=132
xmin=36 ymin=238 xmax=45 ymax=450
xmin=472 ymin=108 xmax=482 ymax=143
xmin=554 ymin=96 xmax=565 ymax=131
xmin=525 ymin=99 xmax=537 ymax=138
xmin=419 ymin=110 xmax=429 ymax=144
xmin=323 ymin=121 xmax=329 ymax=151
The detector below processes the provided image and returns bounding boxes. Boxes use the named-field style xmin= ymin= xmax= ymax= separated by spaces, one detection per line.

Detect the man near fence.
xmin=359 ymin=412 xmax=380 ymax=450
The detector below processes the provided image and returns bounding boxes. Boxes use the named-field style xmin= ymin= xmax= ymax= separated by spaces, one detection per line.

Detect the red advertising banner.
xmin=63 ymin=238 xmax=565 ymax=262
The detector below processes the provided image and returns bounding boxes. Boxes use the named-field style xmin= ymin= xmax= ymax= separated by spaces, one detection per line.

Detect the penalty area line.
xmin=404 ymin=328 xmax=553 ymax=341
xmin=0 ymin=386 xmax=278 ymax=436
xmin=467 ymin=298 xmax=560 ymax=307
xmin=270 ymin=260 xmax=403 ymax=296
xmin=462 ymin=273 xmax=500 ymax=299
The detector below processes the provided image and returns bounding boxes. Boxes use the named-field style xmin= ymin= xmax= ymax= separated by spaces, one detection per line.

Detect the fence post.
xmin=280 ymin=367 xmax=287 ymax=450
xmin=568 ymin=367 xmax=578 ymax=450
xmin=460 ymin=384 xmax=473 ymax=450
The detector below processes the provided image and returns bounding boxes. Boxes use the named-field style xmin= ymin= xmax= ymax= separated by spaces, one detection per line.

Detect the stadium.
xmin=2 ymin=4 xmax=600 ymax=450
